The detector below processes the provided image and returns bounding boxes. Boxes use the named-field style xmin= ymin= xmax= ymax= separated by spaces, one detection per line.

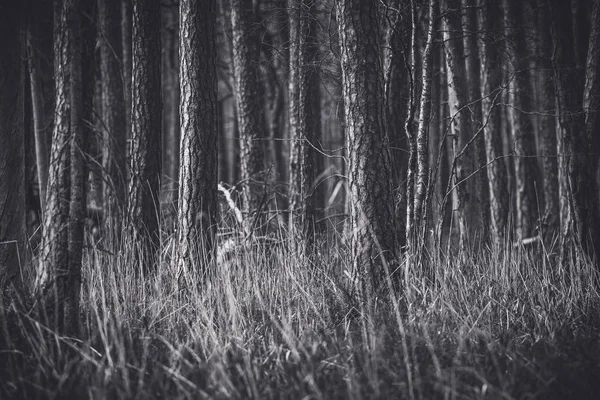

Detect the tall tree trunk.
xmin=412 ymin=0 xmax=437 ymax=248
xmin=336 ymin=0 xmax=398 ymax=291
xmin=0 ymin=2 xmax=26 ymax=301
xmin=442 ymin=0 xmax=474 ymax=246
xmin=99 ymin=0 xmax=127 ymax=231
xmin=503 ymin=0 xmax=540 ymax=239
xmin=549 ymin=0 xmax=600 ymax=262
xmin=67 ymin=0 xmax=87 ymax=336
xmin=122 ymin=0 xmax=133 ymax=140
xmin=177 ymin=0 xmax=219 ymax=268
xmin=384 ymin=0 xmax=408 ymax=246
xmin=230 ymin=0 xmax=267 ymax=232
xmin=128 ymin=0 xmax=162 ymax=266
xmin=463 ymin=0 xmax=489 ymax=240
xmin=536 ymin=0 xmax=560 ymax=239
xmin=478 ymin=0 xmax=509 ymax=245
xmin=584 ymin=0 xmax=600 ymax=180
xmin=26 ymin=20 xmax=49 ymax=216
xmin=38 ymin=0 xmax=82 ymax=336
xmin=288 ymin=0 xmax=319 ymax=249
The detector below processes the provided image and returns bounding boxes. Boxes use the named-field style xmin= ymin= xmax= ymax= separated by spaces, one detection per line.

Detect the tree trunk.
xmin=26 ymin=23 xmax=49 ymax=216
xmin=478 ymin=0 xmax=509 ymax=245
xmin=536 ymin=0 xmax=560 ymax=239
xmin=549 ymin=0 xmax=600 ymax=262
xmin=503 ymin=0 xmax=540 ymax=239
xmin=412 ymin=0 xmax=437 ymax=248
xmin=99 ymin=0 xmax=127 ymax=231
xmin=288 ymin=0 xmax=319 ymax=250
xmin=177 ymin=0 xmax=219 ymax=268
xmin=442 ymin=0 xmax=474 ymax=246
xmin=122 ymin=0 xmax=133 ymax=140
xmin=230 ymin=0 xmax=267 ymax=232
xmin=463 ymin=0 xmax=489 ymax=240
xmin=336 ymin=0 xmax=398 ymax=291
xmin=128 ymin=0 xmax=162 ymax=265
xmin=38 ymin=0 xmax=81 ymax=336
xmin=0 ymin=2 xmax=26 ymax=301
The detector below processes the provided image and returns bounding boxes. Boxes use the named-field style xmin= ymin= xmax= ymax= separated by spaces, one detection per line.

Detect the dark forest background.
xmin=2 ymin=0 xmax=600 ymax=398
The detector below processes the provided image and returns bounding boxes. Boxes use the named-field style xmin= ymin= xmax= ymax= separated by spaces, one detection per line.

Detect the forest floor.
xmin=2 ymin=227 xmax=600 ymax=399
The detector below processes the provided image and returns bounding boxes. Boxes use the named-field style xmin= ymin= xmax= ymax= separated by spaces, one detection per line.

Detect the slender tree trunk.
xmin=38 ymin=0 xmax=82 ymax=336
xmin=442 ymin=0 xmax=474 ymax=246
xmin=385 ymin=0 xmax=408 ymax=246
xmin=536 ymin=0 xmax=560 ymax=239
xmin=336 ymin=0 xmax=398 ymax=291
xmin=584 ymin=0 xmax=600 ymax=178
xmin=128 ymin=0 xmax=162 ymax=265
xmin=478 ymin=0 xmax=509 ymax=245
xmin=503 ymin=0 xmax=540 ymax=239
xmin=177 ymin=0 xmax=219 ymax=268
xmin=67 ymin=0 xmax=86 ymax=336
xmin=230 ymin=0 xmax=267 ymax=232
xmin=99 ymin=0 xmax=127 ymax=230
xmin=549 ymin=0 xmax=600 ymax=262
xmin=26 ymin=24 xmax=49 ymax=216
xmin=0 ymin=2 xmax=26 ymax=301
xmin=288 ymin=0 xmax=319 ymax=250
xmin=412 ymin=0 xmax=437 ymax=247
xmin=463 ymin=0 xmax=489 ymax=240
xmin=122 ymin=0 xmax=132 ymax=140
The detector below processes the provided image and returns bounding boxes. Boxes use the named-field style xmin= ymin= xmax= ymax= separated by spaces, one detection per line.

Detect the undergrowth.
xmin=2 ymin=224 xmax=600 ymax=399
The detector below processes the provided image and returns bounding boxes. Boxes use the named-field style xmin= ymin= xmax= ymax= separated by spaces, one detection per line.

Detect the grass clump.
xmin=2 ymin=227 xmax=600 ymax=399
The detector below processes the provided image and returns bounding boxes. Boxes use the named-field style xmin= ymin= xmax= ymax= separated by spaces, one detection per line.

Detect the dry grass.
xmin=2 ymin=222 xmax=600 ymax=399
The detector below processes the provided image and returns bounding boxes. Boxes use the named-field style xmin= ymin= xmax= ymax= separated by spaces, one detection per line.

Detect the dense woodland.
xmin=2 ymin=0 xmax=600 ymax=398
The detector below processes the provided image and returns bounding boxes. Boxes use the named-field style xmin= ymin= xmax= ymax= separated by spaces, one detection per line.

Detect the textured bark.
xmin=584 ymin=0 xmax=600 ymax=177
xmin=26 ymin=24 xmax=49 ymax=216
xmin=67 ymin=0 xmax=87 ymax=336
xmin=404 ymin=1 xmax=418 ymax=249
xmin=411 ymin=0 xmax=437 ymax=247
xmin=384 ymin=0 xmax=408 ymax=245
xmin=336 ymin=0 xmax=398 ymax=290
xmin=230 ymin=0 xmax=267 ymax=231
xmin=536 ymin=0 xmax=560 ymax=238
xmin=478 ymin=0 xmax=509 ymax=245
xmin=288 ymin=0 xmax=319 ymax=249
xmin=128 ymin=0 xmax=162 ymax=263
xmin=463 ymin=0 xmax=489 ymax=237
xmin=0 ymin=2 xmax=26 ymax=301
xmin=442 ymin=0 xmax=474 ymax=246
xmin=99 ymin=0 xmax=127 ymax=228
xmin=549 ymin=0 xmax=600 ymax=261
xmin=162 ymin=4 xmax=180 ymax=209
xmin=122 ymin=0 xmax=132 ymax=140
xmin=177 ymin=0 xmax=219 ymax=268
xmin=503 ymin=0 xmax=540 ymax=239
xmin=38 ymin=0 xmax=81 ymax=336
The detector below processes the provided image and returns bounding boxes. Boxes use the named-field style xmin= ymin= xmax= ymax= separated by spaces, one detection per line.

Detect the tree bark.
xmin=478 ymin=0 xmax=509 ymax=245
xmin=177 ymin=0 xmax=219 ymax=268
xmin=536 ymin=0 xmax=560 ymax=239
xmin=412 ymin=0 xmax=437 ymax=248
xmin=128 ymin=0 xmax=162 ymax=265
xmin=442 ymin=0 xmax=474 ymax=246
xmin=463 ymin=0 xmax=489 ymax=239
xmin=230 ymin=0 xmax=267 ymax=232
xmin=0 ymin=2 xmax=26 ymax=302
xmin=38 ymin=0 xmax=82 ymax=336
xmin=26 ymin=22 xmax=49 ymax=216
xmin=336 ymin=0 xmax=398 ymax=291
xmin=288 ymin=0 xmax=319 ymax=249
xmin=549 ymin=0 xmax=600 ymax=262
xmin=99 ymin=0 xmax=127 ymax=230
xmin=503 ymin=0 xmax=540 ymax=239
